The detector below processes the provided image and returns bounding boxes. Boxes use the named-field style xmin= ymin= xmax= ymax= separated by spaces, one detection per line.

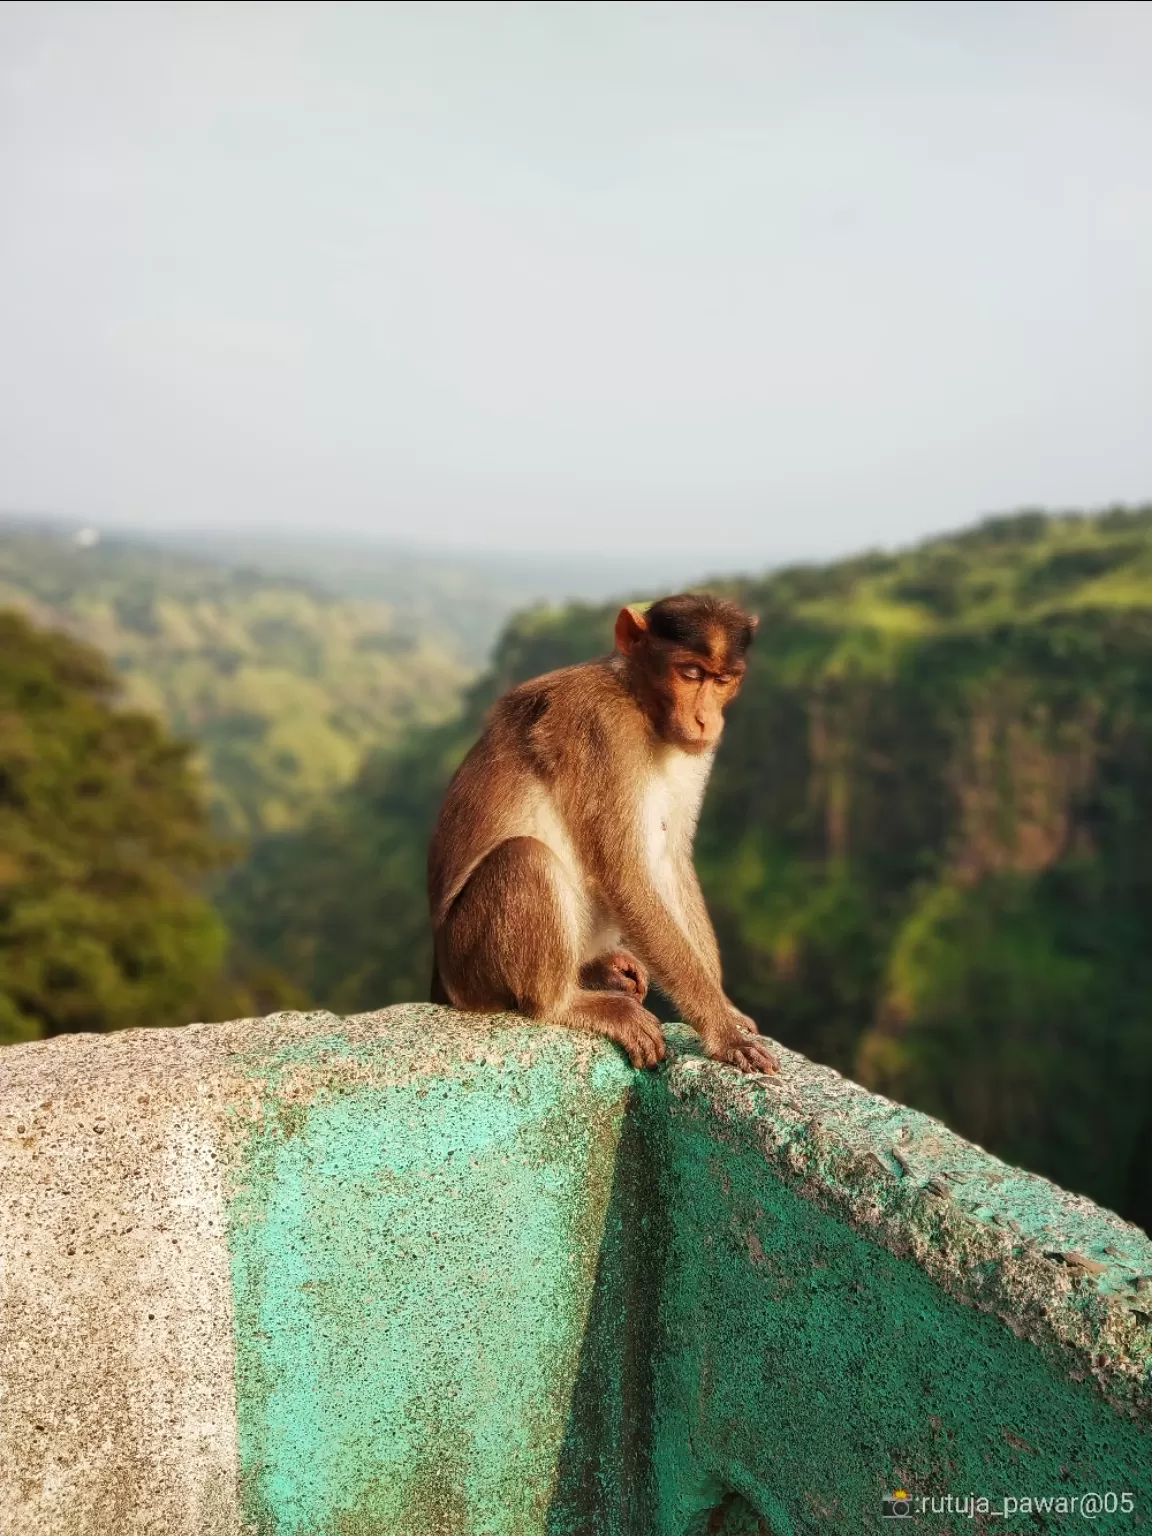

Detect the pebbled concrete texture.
xmin=641 ymin=1033 xmax=1152 ymax=1533
xmin=224 ymin=1008 xmax=635 ymax=1534
xmin=0 ymin=1019 xmax=244 ymax=1536
xmin=0 ymin=1007 xmax=639 ymax=1536
xmin=2 ymin=1005 xmax=1150 ymax=1535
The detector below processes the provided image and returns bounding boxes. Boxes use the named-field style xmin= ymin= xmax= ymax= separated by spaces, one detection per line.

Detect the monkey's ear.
xmin=748 ymin=614 xmax=760 ymax=634
xmin=614 ymin=606 xmax=649 ymax=655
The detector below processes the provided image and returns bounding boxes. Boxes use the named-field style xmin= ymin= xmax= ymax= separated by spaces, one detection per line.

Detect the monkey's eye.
xmin=716 ymin=673 xmax=735 ymax=687
xmin=678 ymin=664 xmax=705 ymax=682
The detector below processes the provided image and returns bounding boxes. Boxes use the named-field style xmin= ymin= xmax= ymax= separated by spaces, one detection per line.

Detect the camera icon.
xmin=881 ymin=1489 xmax=913 ymax=1519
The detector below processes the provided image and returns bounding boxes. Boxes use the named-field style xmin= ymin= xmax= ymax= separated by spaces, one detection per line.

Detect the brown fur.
xmin=427 ymin=594 xmax=778 ymax=1074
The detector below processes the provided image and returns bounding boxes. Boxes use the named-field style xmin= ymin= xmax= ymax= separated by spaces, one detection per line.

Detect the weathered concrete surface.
xmin=1 ymin=1007 xmax=639 ymax=1535
xmin=2 ymin=1006 xmax=1150 ymax=1535
xmin=225 ymin=1009 xmax=635 ymax=1534
xmin=640 ymin=1033 xmax=1152 ymax=1533
xmin=1 ymin=1018 xmax=246 ymax=1536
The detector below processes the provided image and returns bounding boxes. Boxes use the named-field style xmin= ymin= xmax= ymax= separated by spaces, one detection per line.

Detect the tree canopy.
xmin=0 ymin=523 xmax=469 ymax=836
xmin=0 ymin=610 xmax=259 ymax=1044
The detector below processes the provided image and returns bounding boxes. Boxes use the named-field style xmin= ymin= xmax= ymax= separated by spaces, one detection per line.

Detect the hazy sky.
xmin=1 ymin=1 xmax=1150 ymax=564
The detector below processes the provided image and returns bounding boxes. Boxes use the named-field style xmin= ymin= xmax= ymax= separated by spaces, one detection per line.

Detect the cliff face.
xmin=222 ymin=508 xmax=1152 ymax=1229
xmin=706 ymin=512 xmax=1152 ymax=1229
xmin=705 ymin=601 xmax=1152 ymax=1230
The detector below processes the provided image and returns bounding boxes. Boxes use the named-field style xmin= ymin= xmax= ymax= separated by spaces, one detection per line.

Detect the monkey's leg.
xmin=578 ymin=950 xmax=649 ymax=1001
xmin=437 ymin=837 xmax=666 ymax=1069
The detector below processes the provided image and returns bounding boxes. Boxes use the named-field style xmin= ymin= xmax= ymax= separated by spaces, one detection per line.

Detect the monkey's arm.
xmin=673 ymin=861 xmax=723 ymax=985
xmin=579 ymin=819 xmax=776 ymax=1074
xmin=661 ymin=857 xmax=765 ymax=1044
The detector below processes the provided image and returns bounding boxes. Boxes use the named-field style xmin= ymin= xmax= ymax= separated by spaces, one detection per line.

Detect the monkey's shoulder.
xmin=491 ymin=658 xmax=634 ymax=771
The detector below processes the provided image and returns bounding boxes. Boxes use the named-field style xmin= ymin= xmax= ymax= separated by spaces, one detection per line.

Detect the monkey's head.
xmin=614 ymin=593 xmax=758 ymax=754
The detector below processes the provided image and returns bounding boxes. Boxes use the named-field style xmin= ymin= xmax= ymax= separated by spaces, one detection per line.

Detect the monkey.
xmin=427 ymin=592 xmax=779 ymax=1076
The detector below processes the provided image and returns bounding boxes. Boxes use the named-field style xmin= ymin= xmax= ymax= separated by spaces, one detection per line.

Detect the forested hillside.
xmin=0 ymin=523 xmax=468 ymax=835
xmin=220 ymin=506 xmax=1152 ymax=1229
xmin=0 ymin=612 xmax=302 ymax=1046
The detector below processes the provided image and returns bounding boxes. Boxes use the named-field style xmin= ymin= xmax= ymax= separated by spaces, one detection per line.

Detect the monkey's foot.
xmin=567 ymin=991 xmax=665 ymax=1069
xmin=578 ymin=950 xmax=649 ymax=1002
xmin=608 ymin=1004 xmax=667 ymax=1070
xmin=709 ymin=1027 xmax=780 ymax=1076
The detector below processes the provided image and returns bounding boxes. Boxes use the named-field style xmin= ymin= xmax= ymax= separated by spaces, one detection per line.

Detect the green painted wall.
xmin=226 ymin=1020 xmax=636 ymax=1534
xmin=644 ymin=1065 xmax=1152 ymax=1533
xmin=222 ymin=1010 xmax=1152 ymax=1535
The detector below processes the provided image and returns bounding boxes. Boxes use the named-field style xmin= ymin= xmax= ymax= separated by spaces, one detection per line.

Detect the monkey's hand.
xmin=579 ymin=950 xmax=649 ymax=1001
xmin=727 ymin=1002 xmax=761 ymax=1037
xmin=707 ymin=1010 xmax=779 ymax=1075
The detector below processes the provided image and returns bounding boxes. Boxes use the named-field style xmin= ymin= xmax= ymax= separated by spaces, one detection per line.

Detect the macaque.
xmin=427 ymin=593 xmax=778 ymax=1075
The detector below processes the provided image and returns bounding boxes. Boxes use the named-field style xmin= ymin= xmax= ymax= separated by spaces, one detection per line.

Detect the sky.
xmin=1 ymin=1 xmax=1151 ymax=567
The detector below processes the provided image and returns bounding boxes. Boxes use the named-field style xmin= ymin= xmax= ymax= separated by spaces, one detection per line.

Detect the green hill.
xmin=0 ymin=522 xmax=469 ymax=837
xmin=219 ymin=504 xmax=1152 ymax=1229
xmin=0 ymin=610 xmax=300 ymax=1045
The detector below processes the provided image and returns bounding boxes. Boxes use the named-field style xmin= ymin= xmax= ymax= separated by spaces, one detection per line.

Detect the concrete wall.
xmin=2 ymin=1005 xmax=1150 ymax=1535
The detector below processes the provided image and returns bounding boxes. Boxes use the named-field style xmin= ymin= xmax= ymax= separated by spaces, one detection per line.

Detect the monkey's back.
xmin=427 ymin=656 xmax=639 ymax=928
